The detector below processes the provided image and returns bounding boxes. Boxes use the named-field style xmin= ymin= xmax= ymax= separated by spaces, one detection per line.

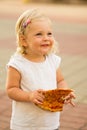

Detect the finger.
xmin=65 ymin=93 xmax=76 ymax=101
xmin=37 ymin=89 xmax=44 ymax=93
xmin=37 ymin=92 xmax=45 ymax=99
xmin=33 ymin=98 xmax=41 ymax=104
xmin=36 ymin=95 xmax=44 ymax=103
xmin=64 ymin=99 xmax=70 ymax=104
xmin=70 ymin=100 xmax=75 ymax=107
xmin=69 ymin=92 xmax=76 ymax=99
xmin=34 ymin=99 xmax=41 ymax=104
xmin=65 ymin=99 xmax=75 ymax=107
xmin=38 ymin=96 xmax=44 ymax=102
xmin=65 ymin=95 xmax=71 ymax=100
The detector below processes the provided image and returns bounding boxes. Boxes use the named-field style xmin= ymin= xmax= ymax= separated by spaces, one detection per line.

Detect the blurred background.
xmin=22 ymin=0 xmax=87 ymax=4
xmin=0 ymin=0 xmax=87 ymax=102
xmin=0 ymin=0 xmax=87 ymax=129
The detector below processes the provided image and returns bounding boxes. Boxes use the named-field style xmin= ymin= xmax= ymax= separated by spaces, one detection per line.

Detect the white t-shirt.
xmin=7 ymin=53 xmax=61 ymax=130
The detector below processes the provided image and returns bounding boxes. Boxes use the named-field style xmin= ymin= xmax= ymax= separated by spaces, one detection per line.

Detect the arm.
xmin=6 ymin=67 xmax=44 ymax=104
xmin=56 ymin=68 xmax=68 ymax=89
xmin=56 ymin=68 xmax=76 ymax=106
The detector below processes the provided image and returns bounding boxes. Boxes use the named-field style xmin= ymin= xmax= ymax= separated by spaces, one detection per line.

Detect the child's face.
xmin=24 ymin=20 xmax=54 ymax=56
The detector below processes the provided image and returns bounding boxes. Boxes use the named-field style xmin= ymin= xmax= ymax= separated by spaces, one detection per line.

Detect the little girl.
xmin=6 ymin=9 xmax=75 ymax=130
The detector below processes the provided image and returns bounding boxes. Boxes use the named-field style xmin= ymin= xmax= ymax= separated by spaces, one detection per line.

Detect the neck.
xmin=23 ymin=54 xmax=46 ymax=62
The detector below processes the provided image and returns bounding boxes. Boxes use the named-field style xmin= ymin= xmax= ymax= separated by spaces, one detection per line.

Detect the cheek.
xmin=50 ymin=38 xmax=54 ymax=46
xmin=33 ymin=39 xmax=42 ymax=46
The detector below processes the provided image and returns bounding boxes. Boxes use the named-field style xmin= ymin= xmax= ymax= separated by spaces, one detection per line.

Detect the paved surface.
xmin=0 ymin=90 xmax=87 ymax=130
xmin=0 ymin=0 xmax=87 ymax=130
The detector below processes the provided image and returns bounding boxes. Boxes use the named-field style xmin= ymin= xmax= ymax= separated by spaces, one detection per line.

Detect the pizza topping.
xmin=36 ymin=88 xmax=73 ymax=112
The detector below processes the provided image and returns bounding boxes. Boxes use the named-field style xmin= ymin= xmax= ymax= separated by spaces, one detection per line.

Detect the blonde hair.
xmin=15 ymin=8 xmax=58 ymax=54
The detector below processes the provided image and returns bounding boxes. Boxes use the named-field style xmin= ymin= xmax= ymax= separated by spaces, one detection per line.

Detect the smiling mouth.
xmin=41 ymin=44 xmax=50 ymax=47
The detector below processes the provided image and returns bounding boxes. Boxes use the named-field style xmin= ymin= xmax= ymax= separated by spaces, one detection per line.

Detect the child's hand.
xmin=64 ymin=92 xmax=76 ymax=106
xmin=29 ymin=89 xmax=44 ymax=104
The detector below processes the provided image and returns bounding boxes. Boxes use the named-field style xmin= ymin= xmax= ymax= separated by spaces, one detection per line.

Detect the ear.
xmin=19 ymin=35 xmax=27 ymax=47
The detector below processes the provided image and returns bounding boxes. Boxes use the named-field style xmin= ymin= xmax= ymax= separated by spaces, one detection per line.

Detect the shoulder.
xmin=47 ymin=53 xmax=61 ymax=62
xmin=46 ymin=53 xmax=61 ymax=69
xmin=7 ymin=53 xmax=24 ymax=73
xmin=8 ymin=53 xmax=24 ymax=63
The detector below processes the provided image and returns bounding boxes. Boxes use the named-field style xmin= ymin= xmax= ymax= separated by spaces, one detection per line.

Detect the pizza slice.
xmin=37 ymin=88 xmax=73 ymax=112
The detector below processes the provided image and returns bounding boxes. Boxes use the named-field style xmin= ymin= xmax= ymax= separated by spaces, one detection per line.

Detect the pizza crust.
xmin=37 ymin=88 xmax=73 ymax=112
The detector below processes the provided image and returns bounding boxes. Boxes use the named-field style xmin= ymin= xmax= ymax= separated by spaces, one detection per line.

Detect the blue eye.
xmin=36 ymin=33 xmax=42 ymax=36
xmin=48 ymin=32 xmax=52 ymax=36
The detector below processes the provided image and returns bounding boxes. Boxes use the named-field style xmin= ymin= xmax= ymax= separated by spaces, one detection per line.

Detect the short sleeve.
xmin=49 ymin=54 xmax=61 ymax=69
xmin=6 ymin=55 xmax=22 ymax=73
xmin=54 ymin=54 xmax=61 ymax=69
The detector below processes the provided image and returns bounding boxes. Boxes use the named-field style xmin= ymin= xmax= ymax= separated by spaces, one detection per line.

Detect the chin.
xmin=39 ymin=48 xmax=51 ymax=55
xmin=42 ymin=51 xmax=50 ymax=56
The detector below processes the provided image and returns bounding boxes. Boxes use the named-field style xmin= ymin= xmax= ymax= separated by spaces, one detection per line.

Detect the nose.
xmin=43 ymin=35 xmax=49 ymax=41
